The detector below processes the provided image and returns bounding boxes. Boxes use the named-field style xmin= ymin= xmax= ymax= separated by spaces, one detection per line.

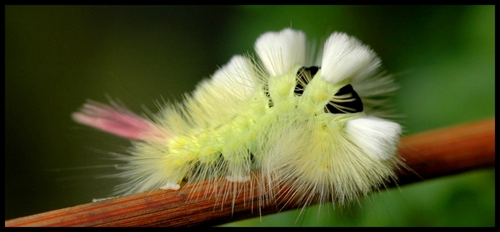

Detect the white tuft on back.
xmin=254 ymin=28 xmax=306 ymax=77
xmin=210 ymin=55 xmax=257 ymax=100
xmin=321 ymin=32 xmax=381 ymax=85
xmin=346 ymin=116 xmax=402 ymax=160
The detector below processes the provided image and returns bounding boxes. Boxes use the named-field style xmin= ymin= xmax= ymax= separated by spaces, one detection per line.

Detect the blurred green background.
xmin=5 ymin=6 xmax=494 ymax=226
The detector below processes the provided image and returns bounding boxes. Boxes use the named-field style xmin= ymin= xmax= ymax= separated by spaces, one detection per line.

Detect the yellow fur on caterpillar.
xmin=73 ymin=28 xmax=402 ymax=210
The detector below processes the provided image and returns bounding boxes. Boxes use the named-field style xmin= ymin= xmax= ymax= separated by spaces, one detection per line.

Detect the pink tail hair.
xmin=72 ymin=100 xmax=170 ymax=143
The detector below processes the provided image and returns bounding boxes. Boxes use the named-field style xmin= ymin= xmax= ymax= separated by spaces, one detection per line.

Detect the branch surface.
xmin=5 ymin=117 xmax=495 ymax=227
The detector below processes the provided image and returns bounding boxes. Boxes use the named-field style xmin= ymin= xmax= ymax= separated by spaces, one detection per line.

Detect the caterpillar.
xmin=73 ymin=28 xmax=402 ymax=211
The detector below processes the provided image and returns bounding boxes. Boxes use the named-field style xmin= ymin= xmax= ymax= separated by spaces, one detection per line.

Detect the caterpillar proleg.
xmin=73 ymin=28 xmax=402 ymax=212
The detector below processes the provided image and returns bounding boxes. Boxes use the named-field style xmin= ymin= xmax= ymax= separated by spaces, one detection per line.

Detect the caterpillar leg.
xmin=160 ymin=183 xmax=181 ymax=190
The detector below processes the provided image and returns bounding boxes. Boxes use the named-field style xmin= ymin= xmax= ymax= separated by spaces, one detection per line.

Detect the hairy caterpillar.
xmin=73 ymin=28 xmax=402 ymax=212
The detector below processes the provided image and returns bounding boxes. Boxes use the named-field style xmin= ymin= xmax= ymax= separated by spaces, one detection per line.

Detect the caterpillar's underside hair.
xmin=73 ymin=28 xmax=403 ymax=212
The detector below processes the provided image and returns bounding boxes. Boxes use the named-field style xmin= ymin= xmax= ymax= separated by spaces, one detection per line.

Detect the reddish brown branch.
xmin=5 ymin=117 xmax=495 ymax=227
xmin=395 ymin=117 xmax=495 ymax=185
